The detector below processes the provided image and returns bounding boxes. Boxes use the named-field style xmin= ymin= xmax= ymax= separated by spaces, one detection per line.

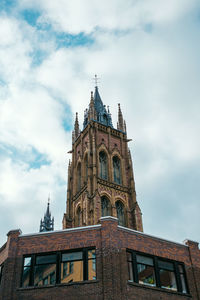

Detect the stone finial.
xmin=117 ymin=103 xmax=124 ymax=131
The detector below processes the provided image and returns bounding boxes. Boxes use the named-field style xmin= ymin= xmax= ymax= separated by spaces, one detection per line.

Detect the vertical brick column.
xmin=100 ymin=217 xmax=125 ymax=300
xmin=185 ymin=240 xmax=200 ymax=299
xmin=1 ymin=229 xmax=21 ymax=300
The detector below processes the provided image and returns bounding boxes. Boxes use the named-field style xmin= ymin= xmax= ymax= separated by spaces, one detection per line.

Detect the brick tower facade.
xmin=63 ymin=85 xmax=143 ymax=231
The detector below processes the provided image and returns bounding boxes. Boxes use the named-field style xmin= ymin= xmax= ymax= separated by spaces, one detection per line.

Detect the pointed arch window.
xmin=84 ymin=154 xmax=88 ymax=183
xmin=77 ymin=163 xmax=81 ymax=192
xmin=101 ymin=196 xmax=111 ymax=217
xmin=113 ymin=156 xmax=122 ymax=184
xmin=77 ymin=206 xmax=81 ymax=227
xmin=99 ymin=151 xmax=108 ymax=180
xmin=116 ymin=201 xmax=125 ymax=226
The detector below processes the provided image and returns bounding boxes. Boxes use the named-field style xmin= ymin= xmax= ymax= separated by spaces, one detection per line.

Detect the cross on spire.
xmin=93 ymin=74 xmax=100 ymax=87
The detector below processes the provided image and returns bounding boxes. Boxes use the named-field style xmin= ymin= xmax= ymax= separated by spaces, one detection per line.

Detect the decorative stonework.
xmin=63 ymin=87 xmax=143 ymax=232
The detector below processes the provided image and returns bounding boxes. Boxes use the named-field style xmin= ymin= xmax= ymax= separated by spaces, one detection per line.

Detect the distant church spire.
xmin=40 ymin=197 xmax=54 ymax=232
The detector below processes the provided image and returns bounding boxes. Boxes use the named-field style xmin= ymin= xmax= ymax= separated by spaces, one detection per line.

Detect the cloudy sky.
xmin=0 ymin=0 xmax=200 ymax=246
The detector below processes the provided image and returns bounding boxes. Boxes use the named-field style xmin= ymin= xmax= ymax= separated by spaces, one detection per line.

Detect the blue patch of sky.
xmin=144 ymin=23 xmax=153 ymax=33
xmin=0 ymin=0 xmax=17 ymax=14
xmin=20 ymin=9 xmax=94 ymax=48
xmin=31 ymin=49 xmax=48 ymax=67
xmin=0 ymin=144 xmax=51 ymax=169
xmin=20 ymin=9 xmax=41 ymax=26
xmin=55 ymin=32 xmax=94 ymax=49
xmin=62 ymin=107 xmax=73 ymax=132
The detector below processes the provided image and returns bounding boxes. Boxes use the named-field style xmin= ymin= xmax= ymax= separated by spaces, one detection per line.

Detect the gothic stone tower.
xmin=63 ymin=85 xmax=143 ymax=231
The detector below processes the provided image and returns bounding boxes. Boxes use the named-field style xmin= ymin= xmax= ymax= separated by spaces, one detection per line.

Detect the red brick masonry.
xmin=0 ymin=217 xmax=200 ymax=300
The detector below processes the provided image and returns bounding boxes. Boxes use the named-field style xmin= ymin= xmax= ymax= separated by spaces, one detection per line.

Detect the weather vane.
xmin=93 ymin=74 xmax=100 ymax=87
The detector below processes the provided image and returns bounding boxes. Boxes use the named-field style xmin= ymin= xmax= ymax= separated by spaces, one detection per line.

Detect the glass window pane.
xmin=136 ymin=255 xmax=153 ymax=266
xmin=36 ymin=254 xmax=56 ymax=265
xmin=158 ymin=260 xmax=174 ymax=271
xmin=137 ymin=264 xmax=156 ymax=286
xmin=159 ymin=269 xmax=177 ymax=291
xmin=127 ymin=252 xmax=132 ymax=261
xmin=178 ymin=264 xmax=184 ymax=274
xmin=61 ymin=261 xmax=83 ymax=283
xmin=88 ymin=249 xmax=96 ymax=259
xmin=88 ymin=259 xmax=96 ymax=280
xmin=24 ymin=257 xmax=31 ymax=267
xmin=180 ymin=273 xmax=187 ymax=293
xmin=22 ymin=267 xmax=31 ymax=287
xmin=34 ymin=264 xmax=56 ymax=286
xmin=50 ymin=271 xmax=56 ymax=285
xmin=128 ymin=261 xmax=134 ymax=281
xmin=62 ymin=252 xmax=83 ymax=262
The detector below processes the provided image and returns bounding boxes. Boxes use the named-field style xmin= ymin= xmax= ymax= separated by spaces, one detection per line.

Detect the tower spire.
xmin=39 ymin=197 xmax=54 ymax=232
xmin=72 ymin=112 xmax=80 ymax=142
xmin=88 ymin=91 xmax=96 ymax=121
xmin=117 ymin=103 xmax=125 ymax=132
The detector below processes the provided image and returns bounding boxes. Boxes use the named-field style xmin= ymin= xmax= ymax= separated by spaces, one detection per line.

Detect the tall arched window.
xmin=77 ymin=163 xmax=81 ymax=192
xmin=101 ymin=196 xmax=110 ymax=217
xmin=84 ymin=154 xmax=88 ymax=183
xmin=76 ymin=206 xmax=81 ymax=227
xmin=113 ymin=156 xmax=121 ymax=184
xmin=99 ymin=151 xmax=108 ymax=180
xmin=115 ymin=201 xmax=125 ymax=226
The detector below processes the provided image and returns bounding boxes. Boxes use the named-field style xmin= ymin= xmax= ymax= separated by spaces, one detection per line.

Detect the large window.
xmin=99 ymin=151 xmax=108 ymax=180
xmin=127 ymin=250 xmax=189 ymax=294
xmin=115 ymin=201 xmax=125 ymax=226
xmin=76 ymin=206 xmax=82 ymax=227
xmin=21 ymin=248 xmax=96 ymax=287
xmin=84 ymin=155 xmax=88 ymax=183
xmin=113 ymin=156 xmax=121 ymax=184
xmin=101 ymin=196 xmax=110 ymax=217
xmin=77 ymin=163 xmax=81 ymax=192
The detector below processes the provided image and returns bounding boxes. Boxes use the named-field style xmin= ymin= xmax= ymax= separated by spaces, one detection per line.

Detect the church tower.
xmin=63 ymin=81 xmax=143 ymax=231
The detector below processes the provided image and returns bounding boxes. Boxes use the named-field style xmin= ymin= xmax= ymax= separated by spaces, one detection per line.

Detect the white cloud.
xmin=0 ymin=0 xmax=200 ymax=246
xmin=19 ymin=0 xmax=199 ymax=33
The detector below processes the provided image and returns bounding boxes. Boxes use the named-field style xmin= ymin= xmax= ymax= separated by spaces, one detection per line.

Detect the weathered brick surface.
xmin=0 ymin=218 xmax=200 ymax=300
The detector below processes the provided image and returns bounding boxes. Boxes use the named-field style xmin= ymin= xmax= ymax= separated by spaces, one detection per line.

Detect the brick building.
xmin=0 ymin=84 xmax=200 ymax=299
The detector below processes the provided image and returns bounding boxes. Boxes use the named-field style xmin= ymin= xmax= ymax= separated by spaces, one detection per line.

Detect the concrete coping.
xmin=118 ymin=225 xmax=189 ymax=248
xmin=19 ymin=224 xmax=101 ymax=238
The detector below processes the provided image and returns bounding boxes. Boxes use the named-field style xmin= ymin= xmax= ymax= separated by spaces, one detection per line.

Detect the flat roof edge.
xmin=19 ymin=224 xmax=101 ymax=238
xmin=118 ymin=226 xmax=188 ymax=248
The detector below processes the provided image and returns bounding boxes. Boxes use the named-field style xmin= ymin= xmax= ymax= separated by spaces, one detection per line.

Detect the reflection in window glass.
xmin=137 ymin=256 xmax=156 ymax=287
xmin=36 ymin=255 xmax=56 ymax=265
xmin=62 ymin=252 xmax=82 ymax=261
xmin=88 ymin=249 xmax=96 ymax=280
xmin=158 ymin=260 xmax=177 ymax=291
xmin=127 ymin=251 xmax=188 ymax=294
xmin=159 ymin=269 xmax=177 ymax=291
xmin=178 ymin=265 xmax=187 ymax=293
xmin=61 ymin=261 xmax=83 ymax=283
xmin=21 ymin=257 xmax=31 ymax=287
xmin=127 ymin=252 xmax=134 ymax=282
xmin=34 ymin=263 xmax=56 ymax=286
xmin=50 ymin=272 xmax=56 ymax=285
xmin=21 ymin=248 xmax=96 ymax=287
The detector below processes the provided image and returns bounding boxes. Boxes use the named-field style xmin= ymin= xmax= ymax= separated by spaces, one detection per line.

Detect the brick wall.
xmin=0 ymin=217 xmax=199 ymax=300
